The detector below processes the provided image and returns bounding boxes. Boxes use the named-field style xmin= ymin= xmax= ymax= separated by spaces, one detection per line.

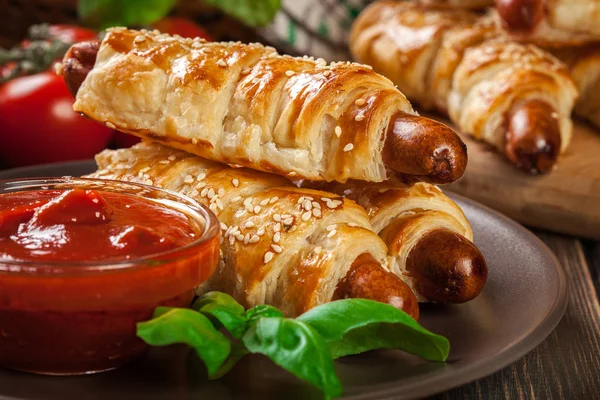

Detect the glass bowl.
xmin=0 ymin=177 xmax=220 ymax=375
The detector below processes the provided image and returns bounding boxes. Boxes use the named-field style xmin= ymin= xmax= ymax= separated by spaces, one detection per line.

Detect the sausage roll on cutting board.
xmin=350 ymin=1 xmax=577 ymax=174
xmin=495 ymin=0 xmax=600 ymax=47
xmin=62 ymin=27 xmax=468 ymax=184
xmin=87 ymin=142 xmax=419 ymax=319
xmin=551 ymin=44 xmax=600 ymax=129
xmin=305 ymin=179 xmax=487 ymax=303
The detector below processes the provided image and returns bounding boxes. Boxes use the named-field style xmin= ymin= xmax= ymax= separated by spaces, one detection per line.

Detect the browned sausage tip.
xmin=382 ymin=112 xmax=468 ymax=184
xmin=61 ymin=39 xmax=101 ymax=97
xmin=334 ymin=253 xmax=420 ymax=320
xmin=406 ymin=228 xmax=487 ymax=303
xmin=496 ymin=0 xmax=544 ymax=33
xmin=505 ymin=99 xmax=562 ymax=174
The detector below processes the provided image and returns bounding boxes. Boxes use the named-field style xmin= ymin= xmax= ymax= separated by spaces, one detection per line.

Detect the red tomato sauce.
xmin=0 ymin=187 xmax=219 ymax=375
xmin=0 ymin=189 xmax=197 ymax=262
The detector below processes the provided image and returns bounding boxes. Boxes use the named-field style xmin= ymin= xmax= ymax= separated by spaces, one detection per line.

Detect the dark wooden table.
xmin=430 ymin=234 xmax=600 ymax=399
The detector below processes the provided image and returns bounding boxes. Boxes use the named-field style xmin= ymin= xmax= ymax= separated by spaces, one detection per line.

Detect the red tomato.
xmin=47 ymin=25 xmax=98 ymax=43
xmin=114 ymin=131 xmax=141 ymax=148
xmin=0 ymin=72 xmax=114 ymax=167
xmin=152 ymin=17 xmax=212 ymax=40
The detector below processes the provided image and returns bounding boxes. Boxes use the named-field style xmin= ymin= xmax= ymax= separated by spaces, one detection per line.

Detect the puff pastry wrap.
xmin=350 ymin=1 xmax=577 ymax=173
xmin=304 ymin=178 xmax=487 ymax=303
xmin=86 ymin=142 xmax=420 ymax=318
xmin=69 ymin=27 xmax=467 ymax=184
xmin=495 ymin=0 xmax=600 ymax=47
xmin=551 ymin=44 xmax=600 ymax=129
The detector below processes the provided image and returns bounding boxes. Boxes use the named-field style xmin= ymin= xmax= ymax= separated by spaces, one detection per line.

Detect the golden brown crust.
xmin=88 ymin=142 xmax=394 ymax=317
xmin=69 ymin=28 xmax=464 ymax=184
xmin=350 ymin=1 xmax=577 ymax=172
xmin=416 ymin=0 xmax=493 ymax=8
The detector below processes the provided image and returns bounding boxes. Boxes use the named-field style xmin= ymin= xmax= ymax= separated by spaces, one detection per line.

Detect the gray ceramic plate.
xmin=0 ymin=161 xmax=568 ymax=400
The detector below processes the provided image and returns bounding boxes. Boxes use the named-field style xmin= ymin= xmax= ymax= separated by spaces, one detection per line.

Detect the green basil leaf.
xmin=78 ymin=0 xmax=176 ymax=29
xmin=245 ymin=304 xmax=284 ymax=323
xmin=193 ymin=292 xmax=247 ymax=339
xmin=297 ymin=299 xmax=450 ymax=361
xmin=242 ymin=317 xmax=342 ymax=398
xmin=204 ymin=0 xmax=282 ymax=27
xmin=137 ymin=307 xmax=231 ymax=376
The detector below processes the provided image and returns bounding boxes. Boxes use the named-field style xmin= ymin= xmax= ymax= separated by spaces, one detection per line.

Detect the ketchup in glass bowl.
xmin=0 ymin=177 xmax=220 ymax=375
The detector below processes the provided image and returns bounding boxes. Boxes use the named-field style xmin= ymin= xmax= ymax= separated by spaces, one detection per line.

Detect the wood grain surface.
xmin=446 ymin=122 xmax=600 ymax=241
xmin=429 ymin=234 xmax=600 ymax=399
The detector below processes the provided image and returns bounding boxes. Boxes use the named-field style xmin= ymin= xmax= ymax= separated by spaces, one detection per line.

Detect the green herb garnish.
xmin=137 ymin=292 xmax=449 ymax=398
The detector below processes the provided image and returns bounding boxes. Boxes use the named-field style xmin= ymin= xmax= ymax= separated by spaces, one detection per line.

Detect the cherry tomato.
xmin=47 ymin=25 xmax=98 ymax=43
xmin=152 ymin=17 xmax=213 ymax=40
xmin=0 ymin=72 xmax=114 ymax=167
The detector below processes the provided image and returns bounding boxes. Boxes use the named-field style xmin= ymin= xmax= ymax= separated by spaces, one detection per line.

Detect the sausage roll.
xmin=63 ymin=28 xmax=467 ymax=184
xmin=495 ymin=0 xmax=600 ymax=47
xmin=551 ymin=44 xmax=600 ymax=129
xmin=350 ymin=1 xmax=577 ymax=173
xmin=87 ymin=142 xmax=419 ymax=319
xmin=306 ymin=179 xmax=487 ymax=303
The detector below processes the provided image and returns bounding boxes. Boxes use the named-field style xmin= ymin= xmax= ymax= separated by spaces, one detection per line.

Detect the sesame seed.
xmin=257 ymin=227 xmax=265 ymax=236
xmin=159 ymin=160 xmax=170 ymax=165
xmin=271 ymin=244 xmax=283 ymax=253
xmin=220 ymin=222 xmax=228 ymax=230
xmin=323 ymin=70 xmax=331 ymax=77
xmin=326 ymin=201 xmax=336 ymax=209
xmin=282 ymin=214 xmax=292 ymax=219
xmin=289 ymin=226 xmax=297 ymax=232
xmin=283 ymin=217 xmax=294 ymax=225
xmin=191 ymin=138 xmax=199 ymax=145
xmin=106 ymin=121 xmax=116 ymax=129
xmin=232 ymin=179 xmax=239 ymax=187
xmin=253 ymin=205 xmax=261 ymax=213
xmin=321 ymin=197 xmax=331 ymax=202
xmin=343 ymin=143 xmax=354 ymax=152
xmin=244 ymin=198 xmax=253 ymax=206
xmin=245 ymin=221 xmax=255 ymax=228
xmin=273 ymin=223 xmax=281 ymax=232
xmin=348 ymin=222 xmax=359 ymax=227
xmin=197 ymin=173 xmax=206 ymax=181
xmin=184 ymin=175 xmax=194 ymax=184
xmin=551 ymin=112 xmax=559 ymax=119
xmin=301 ymin=211 xmax=311 ymax=221
xmin=140 ymin=167 xmax=150 ymax=173
xmin=207 ymin=188 xmax=215 ymax=198
xmin=243 ymin=233 xmax=250 ymax=245
xmin=312 ymin=201 xmax=321 ymax=209
xmin=303 ymin=200 xmax=312 ymax=211
xmin=134 ymin=35 xmax=146 ymax=43
xmin=288 ymin=171 xmax=297 ymax=177
xmin=236 ymin=234 xmax=244 ymax=241
xmin=312 ymin=208 xmax=321 ymax=217
xmin=168 ymin=155 xmax=176 ymax=161
xmin=232 ymin=196 xmax=242 ymax=202
xmin=285 ymin=70 xmax=295 ymax=76
xmin=297 ymin=197 xmax=305 ymax=204
xmin=355 ymin=114 xmax=365 ymax=122
xmin=264 ymin=252 xmax=274 ymax=263
xmin=229 ymin=235 xmax=235 ymax=245
xmin=241 ymin=68 xmax=251 ymax=75
xmin=314 ymin=246 xmax=322 ymax=254
xmin=217 ymin=59 xmax=227 ymax=67
xmin=245 ymin=203 xmax=254 ymax=212
xmin=145 ymin=179 xmax=153 ymax=185
xmin=260 ymin=199 xmax=269 ymax=206
xmin=218 ymin=188 xmax=225 ymax=197
xmin=270 ymin=197 xmax=279 ymax=203
xmin=326 ymin=224 xmax=336 ymax=231
xmin=249 ymin=235 xmax=260 ymax=243
xmin=216 ymin=199 xmax=224 ymax=210
xmin=210 ymin=203 xmax=218 ymax=213
xmin=273 ymin=232 xmax=281 ymax=243
xmin=355 ymin=98 xmax=366 ymax=106
xmin=274 ymin=214 xmax=281 ymax=222
xmin=327 ymin=230 xmax=337 ymax=238
xmin=335 ymin=126 xmax=342 ymax=137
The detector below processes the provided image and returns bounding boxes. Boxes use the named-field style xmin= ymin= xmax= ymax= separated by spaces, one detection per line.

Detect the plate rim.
xmin=0 ymin=161 xmax=569 ymax=400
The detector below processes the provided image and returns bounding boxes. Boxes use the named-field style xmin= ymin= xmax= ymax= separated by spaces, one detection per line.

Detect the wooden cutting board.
xmin=445 ymin=121 xmax=600 ymax=240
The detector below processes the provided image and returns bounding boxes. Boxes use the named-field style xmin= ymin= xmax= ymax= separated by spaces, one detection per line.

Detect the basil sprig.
xmin=137 ymin=292 xmax=449 ymax=398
